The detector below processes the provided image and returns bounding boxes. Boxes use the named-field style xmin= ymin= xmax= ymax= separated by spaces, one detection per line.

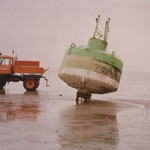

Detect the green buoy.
xmin=58 ymin=15 xmax=123 ymax=102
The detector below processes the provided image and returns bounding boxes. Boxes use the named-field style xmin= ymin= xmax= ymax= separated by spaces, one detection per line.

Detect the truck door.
xmin=0 ymin=57 xmax=12 ymax=74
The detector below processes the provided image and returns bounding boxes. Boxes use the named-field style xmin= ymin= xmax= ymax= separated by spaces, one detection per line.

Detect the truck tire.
xmin=0 ymin=77 xmax=6 ymax=89
xmin=35 ymin=79 xmax=40 ymax=89
xmin=23 ymin=77 xmax=37 ymax=91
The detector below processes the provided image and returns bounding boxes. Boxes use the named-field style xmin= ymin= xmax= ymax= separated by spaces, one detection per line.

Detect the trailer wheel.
xmin=23 ymin=77 xmax=37 ymax=91
xmin=0 ymin=77 xmax=6 ymax=89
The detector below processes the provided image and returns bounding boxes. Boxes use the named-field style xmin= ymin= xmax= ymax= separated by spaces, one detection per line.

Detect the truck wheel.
xmin=35 ymin=79 xmax=40 ymax=88
xmin=23 ymin=77 xmax=37 ymax=91
xmin=0 ymin=77 xmax=6 ymax=89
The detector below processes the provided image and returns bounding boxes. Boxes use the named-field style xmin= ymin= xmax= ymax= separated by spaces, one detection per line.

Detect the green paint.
xmin=66 ymin=44 xmax=123 ymax=72
xmin=88 ymin=38 xmax=107 ymax=51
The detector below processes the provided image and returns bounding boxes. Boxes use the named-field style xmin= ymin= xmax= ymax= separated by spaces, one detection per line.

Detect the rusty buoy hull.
xmin=58 ymin=53 xmax=122 ymax=94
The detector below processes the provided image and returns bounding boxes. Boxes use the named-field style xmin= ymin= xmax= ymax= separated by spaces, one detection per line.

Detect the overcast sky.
xmin=0 ymin=0 xmax=150 ymax=72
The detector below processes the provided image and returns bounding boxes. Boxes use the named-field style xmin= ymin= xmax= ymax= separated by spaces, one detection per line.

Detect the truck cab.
xmin=0 ymin=55 xmax=13 ymax=74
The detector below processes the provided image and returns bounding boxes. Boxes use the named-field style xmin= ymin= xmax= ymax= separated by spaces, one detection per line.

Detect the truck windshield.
xmin=0 ymin=58 xmax=9 ymax=65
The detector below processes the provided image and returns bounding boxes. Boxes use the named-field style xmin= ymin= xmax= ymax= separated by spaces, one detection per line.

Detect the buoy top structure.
xmin=58 ymin=15 xmax=123 ymax=101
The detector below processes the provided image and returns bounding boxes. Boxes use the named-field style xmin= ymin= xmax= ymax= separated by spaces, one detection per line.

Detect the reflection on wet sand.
xmin=0 ymin=101 xmax=40 ymax=121
xmin=59 ymin=100 xmax=120 ymax=150
xmin=0 ymin=91 xmax=41 ymax=121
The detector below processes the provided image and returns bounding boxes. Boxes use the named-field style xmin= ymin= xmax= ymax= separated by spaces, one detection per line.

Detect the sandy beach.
xmin=0 ymin=71 xmax=150 ymax=150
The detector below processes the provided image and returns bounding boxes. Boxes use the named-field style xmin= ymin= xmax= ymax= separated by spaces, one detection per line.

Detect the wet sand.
xmin=0 ymin=86 xmax=149 ymax=150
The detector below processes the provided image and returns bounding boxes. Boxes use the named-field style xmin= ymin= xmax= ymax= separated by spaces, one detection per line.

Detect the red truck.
xmin=0 ymin=52 xmax=48 ymax=91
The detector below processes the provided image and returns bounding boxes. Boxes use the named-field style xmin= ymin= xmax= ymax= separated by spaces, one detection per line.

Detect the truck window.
xmin=0 ymin=58 xmax=3 ymax=65
xmin=0 ymin=58 xmax=9 ymax=65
